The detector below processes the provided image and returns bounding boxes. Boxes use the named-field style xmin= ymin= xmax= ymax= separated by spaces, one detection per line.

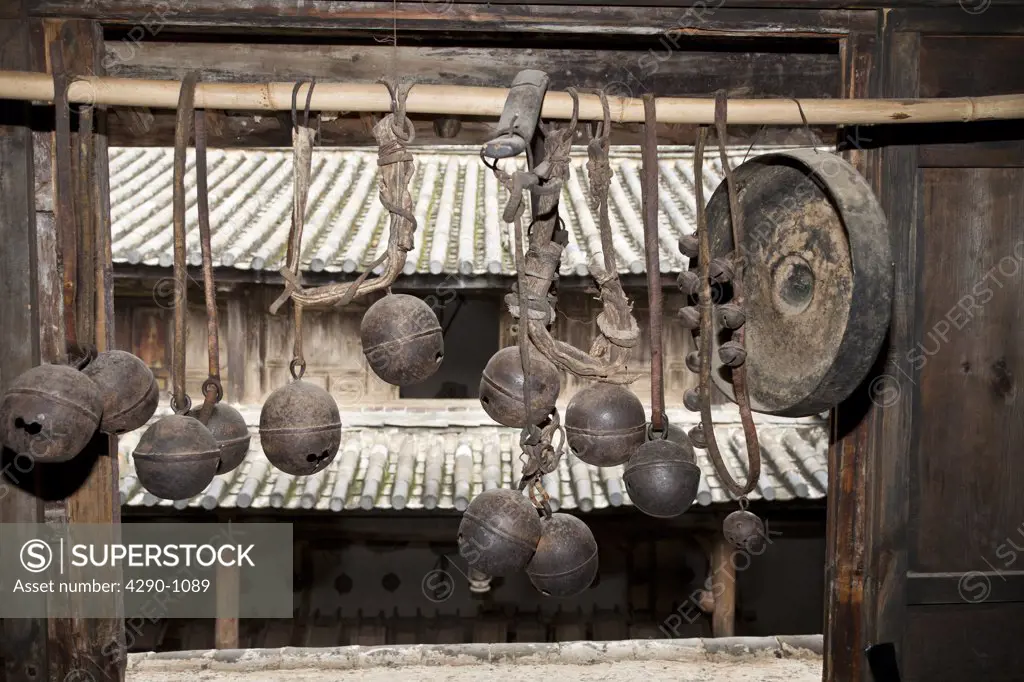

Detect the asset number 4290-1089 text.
xmin=125 ymin=578 xmax=211 ymax=592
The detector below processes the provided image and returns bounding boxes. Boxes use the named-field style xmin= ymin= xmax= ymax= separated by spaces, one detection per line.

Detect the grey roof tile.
xmin=117 ymin=403 xmax=827 ymax=512
xmin=109 ymin=145 xmax=817 ymax=277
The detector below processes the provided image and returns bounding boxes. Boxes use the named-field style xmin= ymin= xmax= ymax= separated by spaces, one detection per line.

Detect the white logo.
xmin=20 ymin=540 xmax=52 ymax=573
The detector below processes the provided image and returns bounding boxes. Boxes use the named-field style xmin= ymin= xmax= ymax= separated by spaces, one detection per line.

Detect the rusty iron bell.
xmin=259 ymin=380 xmax=342 ymax=476
xmin=526 ymin=513 xmax=599 ymax=598
xmin=360 ymin=294 xmax=444 ymax=386
xmin=723 ymin=508 xmax=767 ymax=554
xmin=479 ymin=346 xmax=560 ymax=428
xmin=132 ymin=414 xmax=220 ymax=500
xmin=458 ymin=488 xmax=542 ymax=577
xmin=187 ymin=403 xmax=250 ymax=475
xmin=623 ymin=428 xmax=702 ymax=518
xmin=564 ymin=383 xmax=646 ymax=468
xmin=82 ymin=350 xmax=159 ymax=435
xmin=0 ymin=363 xmax=103 ymax=462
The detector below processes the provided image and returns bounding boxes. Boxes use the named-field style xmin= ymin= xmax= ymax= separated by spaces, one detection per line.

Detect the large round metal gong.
xmin=695 ymin=149 xmax=892 ymax=417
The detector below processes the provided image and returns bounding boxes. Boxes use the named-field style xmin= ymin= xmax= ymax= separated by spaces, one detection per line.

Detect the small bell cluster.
xmin=469 ymin=351 xmax=602 ymax=598
xmin=0 ymin=350 xmax=158 ymax=463
xmin=676 ymin=236 xmax=746 ymax=448
xmin=458 ymin=488 xmax=599 ymax=598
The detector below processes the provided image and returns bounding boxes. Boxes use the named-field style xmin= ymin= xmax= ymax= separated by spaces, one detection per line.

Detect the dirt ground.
xmin=128 ymin=658 xmax=823 ymax=682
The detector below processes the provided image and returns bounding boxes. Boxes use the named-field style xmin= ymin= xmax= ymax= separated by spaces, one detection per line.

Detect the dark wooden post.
xmin=40 ymin=18 xmax=126 ymax=682
xmin=710 ymin=534 xmax=737 ymax=638
xmin=215 ymin=562 xmax=241 ymax=648
xmin=0 ymin=7 xmax=50 ymax=681
xmin=826 ymin=16 xmax=918 ymax=682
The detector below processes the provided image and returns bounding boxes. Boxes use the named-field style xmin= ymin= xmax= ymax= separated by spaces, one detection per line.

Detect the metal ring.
xmin=738 ymin=496 xmax=749 ymax=510
xmin=390 ymin=115 xmax=416 ymax=143
xmin=645 ymin=412 xmax=670 ymax=441
xmin=202 ymin=378 xmax=223 ymax=403
xmin=170 ymin=394 xmax=192 ymax=415
xmin=289 ymin=358 xmax=306 ymax=380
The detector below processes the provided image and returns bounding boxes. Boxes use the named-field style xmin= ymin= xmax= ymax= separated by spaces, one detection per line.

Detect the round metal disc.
xmin=694 ymin=149 xmax=892 ymax=417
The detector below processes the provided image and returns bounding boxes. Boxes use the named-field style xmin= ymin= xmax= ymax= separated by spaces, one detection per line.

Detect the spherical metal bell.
xmin=565 ymin=383 xmax=646 ymax=467
xmin=458 ymin=488 xmax=542 ymax=577
xmin=526 ymin=513 xmax=599 ymax=598
xmin=132 ymin=414 xmax=220 ymax=500
xmin=479 ymin=346 xmax=560 ymax=427
xmin=723 ymin=509 xmax=767 ymax=553
xmin=360 ymin=294 xmax=444 ymax=386
xmin=82 ymin=350 xmax=159 ymax=435
xmin=187 ymin=403 xmax=250 ymax=474
xmin=623 ymin=434 xmax=701 ymax=518
xmin=259 ymin=380 xmax=341 ymax=476
xmin=0 ymin=363 xmax=103 ymax=462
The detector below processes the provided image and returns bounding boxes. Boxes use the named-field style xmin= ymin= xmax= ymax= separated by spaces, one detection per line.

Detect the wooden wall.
xmin=115 ymin=511 xmax=826 ymax=651
xmin=113 ymin=279 xmax=706 ymax=406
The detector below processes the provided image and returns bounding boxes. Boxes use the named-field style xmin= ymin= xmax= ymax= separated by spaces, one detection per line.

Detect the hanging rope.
xmin=270 ymin=79 xmax=417 ymax=313
xmin=195 ymin=106 xmax=223 ymax=424
xmin=170 ymin=72 xmax=200 ymax=414
xmin=511 ymin=212 xmax=555 ymax=519
xmin=485 ymin=88 xmax=639 ymax=383
xmin=692 ymin=92 xmax=761 ymax=499
xmin=640 ymin=93 xmax=666 ymax=433
xmin=274 ymin=80 xmax=318 ymax=380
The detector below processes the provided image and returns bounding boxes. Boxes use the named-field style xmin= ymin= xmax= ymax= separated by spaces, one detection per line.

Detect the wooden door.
xmin=901 ymin=37 xmax=1024 ymax=682
xmin=905 ymin=165 xmax=1024 ymax=681
xmin=830 ymin=29 xmax=1024 ymax=682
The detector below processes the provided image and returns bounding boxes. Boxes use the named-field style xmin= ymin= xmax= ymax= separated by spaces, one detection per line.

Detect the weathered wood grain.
xmin=866 ymin=29 xmax=919 ymax=679
xmin=0 ymin=12 xmax=50 ymax=682
xmin=105 ymin=42 xmax=839 ymax=96
xmin=27 ymin=1 xmax=875 ymax=35
xmin=42 ymin=18 xmax=126 ymax=682
xmin=915 ymin=37 xmax=1024 ymax=168
xmin=824 ymin=26 xmax=880 ymax=682
xmin=916 ymin=167 xmax=1024 ymax=569
xmin=904 ymin=603 xmax=1024 ymax=680
xmin=96 ymin=40 xmax=837 ymax=147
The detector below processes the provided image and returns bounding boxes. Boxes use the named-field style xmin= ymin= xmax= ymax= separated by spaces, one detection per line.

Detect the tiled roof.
xmin=117 ymin=403 xmax=827 ymax=513
xmin=108 ymin=145 xmax=811 ymax=277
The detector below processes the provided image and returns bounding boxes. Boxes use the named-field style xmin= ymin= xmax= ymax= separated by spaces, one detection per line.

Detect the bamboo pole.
xmin=2 ymin=69 xmax=1024 ymax=125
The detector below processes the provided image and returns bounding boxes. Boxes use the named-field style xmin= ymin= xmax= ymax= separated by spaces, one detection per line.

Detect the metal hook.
xmin=791 ymin=98 xmax=819 ymax=153
xmin=290 ymin=79 xmax=317 ymax=133
xmin=378 ymin=78 xmax=415 ymax=135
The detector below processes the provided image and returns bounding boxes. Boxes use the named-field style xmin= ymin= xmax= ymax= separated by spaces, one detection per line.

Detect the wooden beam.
xmin=105 ymin=41 xmax=841 ymax=97
xmin=41 ymin=18 xmax=126 ymax=682
xmin=710 ymin=533 xmax=736 ymax=638
xmin=0 ymin=13 xmax=49 ymax=682
xmin=893 ymin=6 xmax=1024 ymax=34
xmin=826 ymin=19 xmax=919 ymax=682
xmin=26 ymin=1 xmax=875 ymax=35
xmin=95 ymin=39 xmax=838 ymax=147
xmin=864 ymin=28 xmax=918 ymax=681
xmin=824 ymin=27 xmax=880 ymax=682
